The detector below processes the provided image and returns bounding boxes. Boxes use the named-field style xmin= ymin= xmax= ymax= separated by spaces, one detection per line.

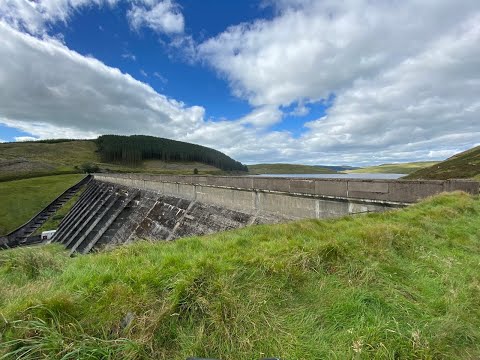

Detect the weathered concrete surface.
xmin=95 ymin=173 xmax=478 ymax=203
xmin=94 ymin=174 xmax=478 ymax=222
xmin=48 ymin=180 xmax=280 ymax=254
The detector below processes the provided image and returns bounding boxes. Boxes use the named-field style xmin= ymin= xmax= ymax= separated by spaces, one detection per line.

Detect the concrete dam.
xmin=2 ymin=174 xmax=478 ymax=254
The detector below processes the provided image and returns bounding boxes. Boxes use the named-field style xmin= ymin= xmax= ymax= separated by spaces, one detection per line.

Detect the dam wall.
xmin=5 ymin=174 xmax=477 ymax=254
xmin=49 ymin=180 xmax=276 ymax=254
xmin=93 ymin=173 xmax=478 ymax=220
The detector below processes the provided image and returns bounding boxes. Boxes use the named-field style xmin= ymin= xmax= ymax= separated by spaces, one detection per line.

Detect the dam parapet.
xmin=94 ymin=173 xmax=478 ymax=215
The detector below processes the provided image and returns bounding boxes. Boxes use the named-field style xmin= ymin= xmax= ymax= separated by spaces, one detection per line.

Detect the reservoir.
xmin=252 ymin=173 xmax=405 ymax=179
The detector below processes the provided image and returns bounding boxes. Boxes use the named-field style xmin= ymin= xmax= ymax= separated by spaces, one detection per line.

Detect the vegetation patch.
xmin=1 ymin=192 xmax=479 ymax=359
xmin=0 ymin=141 xmax=98 ymax=182
xmin=0 ymin=174 xmax=84 ymax=235
xmin=406 ymin=145 xmax=480 ymax=180
xmin=96 ymin=135 xmax=247 ymax=172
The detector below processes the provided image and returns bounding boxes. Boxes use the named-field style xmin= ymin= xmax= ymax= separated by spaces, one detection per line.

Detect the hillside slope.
xmin=0 ymin=136 xmax=245 ymax=181
xmin=406 ymin=145 xmax=480 ymax=180
xmin=0 ymin=140 xmax=97 ymax=181
xmin=1 ymin=192 xmax=479 ymax=359
xmin=344 ymin=161 xmax=438 ymax=174
xmin=248 ymin=163 xmax=336 ymax=174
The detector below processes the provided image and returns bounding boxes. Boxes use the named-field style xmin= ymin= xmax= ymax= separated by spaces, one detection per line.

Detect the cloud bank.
xmin=0 ymin=0 xmax=479 ymax=165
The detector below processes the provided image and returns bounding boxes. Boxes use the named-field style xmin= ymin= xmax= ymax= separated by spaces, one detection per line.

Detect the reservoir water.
xmin=251 ymin=173 xmax=405 ymax=179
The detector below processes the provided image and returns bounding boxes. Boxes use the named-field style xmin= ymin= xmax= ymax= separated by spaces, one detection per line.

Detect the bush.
xmin=79 ymin=163 xmax=99 ymax=174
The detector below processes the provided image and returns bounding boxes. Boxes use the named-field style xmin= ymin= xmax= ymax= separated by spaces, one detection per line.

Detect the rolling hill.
xmin=247 ymin=163 xmax=336 ymax=174
xmin=344 ymin=161 xmax=439 ymax=175
xmin=0 ymin=136 xmax=246 ymax=181
xmin=406 ymin=145 xmax=480 ymax=180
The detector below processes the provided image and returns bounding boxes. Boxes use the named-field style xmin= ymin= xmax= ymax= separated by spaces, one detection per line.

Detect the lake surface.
xmin=251 ymin=173 xmax=405 ymax=179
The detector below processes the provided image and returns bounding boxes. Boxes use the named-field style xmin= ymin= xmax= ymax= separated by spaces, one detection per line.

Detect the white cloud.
xmin=153 ymin=72 xmax=168 ymax=84
xmin=0 ymin=22 xmax=204 ymax=141
xmin=128 ymin=0 xmax=184 ymax=35
xmin=0 ymin=0 xmax=119 ymax=35
xmin=14 ymin=136 xmax=38 ymax=142
xmin=121 ymin=52 xmax=136 ymax=61
xmin=195 ymin=0 xmax=480 ymax=163
xmin=0 ymin=0 xmax=183 ymax=36
xmin=238 ymin=106 xmax=283 ymax=128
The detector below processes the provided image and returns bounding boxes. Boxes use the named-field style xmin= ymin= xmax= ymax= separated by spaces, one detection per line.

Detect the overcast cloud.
xmin=0 ymin=0 xmax=479 ymax=165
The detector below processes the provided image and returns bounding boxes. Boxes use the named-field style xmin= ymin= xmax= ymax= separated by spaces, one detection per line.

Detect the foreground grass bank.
xmin=1 ymin=192 xmax=479 ymax=359
xmin=0 ymin=174 xmax=84 ymax=235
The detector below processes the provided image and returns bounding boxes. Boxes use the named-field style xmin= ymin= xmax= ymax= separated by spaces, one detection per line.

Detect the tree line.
xmin=96 ymin=135 xmax=248 ymax=172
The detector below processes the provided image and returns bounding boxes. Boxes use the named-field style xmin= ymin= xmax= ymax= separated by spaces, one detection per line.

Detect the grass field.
xmin=344 ymin=161 xmax=439 ymax=174
xmin=1 ymin=192 xmax=479 ymax=359
xmin=406 ymin=145 xmax=480 ymax=180
xmin=0 ymin=174 xmax=84 ymax=235
xmin=248 ymin=163 xmax=336 ymax=174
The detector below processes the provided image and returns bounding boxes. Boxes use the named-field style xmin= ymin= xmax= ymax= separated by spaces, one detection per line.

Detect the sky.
xmin=0 ymin=0 xmax=479 ymax=165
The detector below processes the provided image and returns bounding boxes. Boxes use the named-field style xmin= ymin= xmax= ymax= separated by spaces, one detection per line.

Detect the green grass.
xmin=344 ymin=161 xmax=439 ymax=174
xmin=1 ymin=192 xmax=479 ymax=359
xmin=0 ymin=174 xmax=84 ymax=235
xmin=406 ymin=146 xmax=480 ymax=180
xmin=248 ymin=163 xmax=336 ymax=174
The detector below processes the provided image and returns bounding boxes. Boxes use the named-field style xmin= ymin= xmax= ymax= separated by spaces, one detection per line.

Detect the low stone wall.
xmin=91 ymin=173 xmax=479 ymax=220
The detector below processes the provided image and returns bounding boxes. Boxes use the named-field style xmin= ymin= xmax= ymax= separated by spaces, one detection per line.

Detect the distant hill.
xmin=247 ymin=163 xmax=336 ymax=174
xmin=345 ymin=161 xmax=439 ymax=175
xmin=405 ymin=146 xmax=480 ymax=180
xmin=0 ymin=136 xmax=246 ymax=181
xmin=320 ymin=165 xmax=360 ymax=172
xmin=97 ymin=135 xmax=247 ymax=172
xmin=0 ymin=140 xmax=98 ymax=181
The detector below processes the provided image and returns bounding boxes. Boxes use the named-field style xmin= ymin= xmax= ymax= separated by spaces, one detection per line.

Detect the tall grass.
xmin=1 ymin=192 xmax=479 ymax=359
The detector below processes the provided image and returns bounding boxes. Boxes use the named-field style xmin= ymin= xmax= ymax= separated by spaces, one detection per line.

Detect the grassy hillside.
xmin=248 ymin=163 xmax=336 ymax=174
xmin=1 ymin=192 xmax=479 ymax=359
xmin=0 ymin=139 xmax=225 ymax=182
xmin=344 ymin=161 xmax=439 ymax=174
xmin=0 ymin=174 xmax=84 ymax=235
xmin=0 ymin=140 xmax=98 ymax=181
xmin=97 ymin=135 xmax=247 ymax=172
xmin=406 ymin=145 xmax=480 ymax=180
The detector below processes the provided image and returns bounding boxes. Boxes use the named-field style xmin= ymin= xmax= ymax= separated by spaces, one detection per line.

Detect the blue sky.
xmin=0 ymin=1 xmax=479 ymax=165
